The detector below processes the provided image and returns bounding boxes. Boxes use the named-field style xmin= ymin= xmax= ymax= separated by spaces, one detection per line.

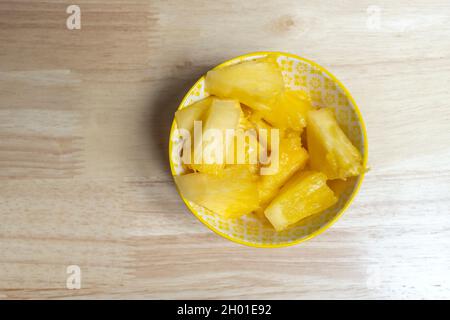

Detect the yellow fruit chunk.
xmin=233 ymin=107 xmax=260 ymax=172
xmin=228 ymin=128 xmax=262 ymax=174
xmin=190 ymin=98 xmax=241 ymax=175
xmin=175 ymin=97 xmax=212 ymax=132
xmin=260 ymin=90 xmax=311 ymax=131
xmin=258 ymin=134 xmax=309 ymax=207
xmin=205 ymin=58 xmax=284 ymax=111
xmin=307 ymin=108 xmax=363 ymax=180
xmin=248 ymin=111 xmax=277 ymax=152
xmin=175 ymin=166 xmax=259 ymax=219
xmin=238 ymin=107 xmax=254 ymax=131
xmin=265 ymin=171 xmax=337 ymax=231
xmin=235 ymin=108 xmax=260 ymax=171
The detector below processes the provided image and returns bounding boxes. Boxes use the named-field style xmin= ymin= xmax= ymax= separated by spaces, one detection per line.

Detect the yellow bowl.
xmin=169 ymin=51 xmax=368 ymax=248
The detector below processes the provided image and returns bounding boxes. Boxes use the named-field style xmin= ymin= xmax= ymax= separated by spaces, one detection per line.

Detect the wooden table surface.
xmin=1 ymin=0 xmax=450 ymax=300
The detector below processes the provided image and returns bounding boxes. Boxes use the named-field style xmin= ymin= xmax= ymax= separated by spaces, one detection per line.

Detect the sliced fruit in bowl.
xmin=259 ymin=90 xmax=312 ymax=132
xmin=307 ymin=108 xmax=363 ymax=180
xmin=265 ymin=171 xmax=338 ymax=232
xmin=188 ymin=98 xmax=241 ymax=175
xmin=175 ymin=96 xmax=213 ymax=132
xmin=258 ymin=133 xmax=309 ymax=207
xmin=205 ymin=58 xmax=284 ymax=112
xmin=169 ymin=52 xmax=367 ymax=247
xmin=174 ymin=166 xmax=259 ymax=219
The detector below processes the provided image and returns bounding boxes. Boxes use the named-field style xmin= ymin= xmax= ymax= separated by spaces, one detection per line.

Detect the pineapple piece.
xmin=258 ymin=134 xmax=309 ymax=207
xmin=174 ymin=166 xmax=259 ymax=219
xmin=260 ymin=90 xmax=311 ymax=132
xmin=205 ymin=58 xmax=284 ymax=111
xmin=229 ymin=127 xmax=262 ymax=174
xmin=238 ymin=107 xmax=254 ymax=131
xmin=307 ymin=108 xmax=363 ymax=180
xmin=175 ymin=97 xmax=212 ymax=132
xmin=265 ymin=171 xmax=338 ymax=231
xmin=235 ymin=108 xmax=260 ymax=169
xmin=236 ymin=108 xmax=262 ymax=173
xmin=248 ymin=111 xmax=278 ymax=152
xmin=190 ymin=98 xmax=241 ymax=175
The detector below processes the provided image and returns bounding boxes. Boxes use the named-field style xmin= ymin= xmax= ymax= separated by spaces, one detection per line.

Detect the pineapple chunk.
xmin=260 ymin=90 xmax=311 ymax=131
xmin=229 ymin=127 xmax=262 ymax=174
xmin=175 ymin=97 xmax=212 ymax=132
xmin=265 ymin=171 xmax=337 ymax=231
xmin=307 ymin=108 xmax=363 ymax=180
xmin=248 ymin=111 xmax=277 ymax=152
xmin=258 ymin=134 xmax=309 ymax=206
xmin=205 ymin=58 xmax=284 ymax=111
xmin=238 ymin=107 xmax=254 ymax=131
xmin=190 ymin=98 xmax=241 ymax=175
xmin=236 ymin=108 xmax=262 ymax=173
xmin=235 ymin=108 xmax=260 ymax=169
xmin=174 ymin=166 xmax=259 ymax=219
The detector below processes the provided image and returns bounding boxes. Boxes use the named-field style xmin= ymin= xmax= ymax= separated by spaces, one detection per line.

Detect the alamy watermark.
xmin=66 ymin=5 xmax=81 ymax=30
xmin=176 ymin=123 xmax=280 ymax=175
xmin=66 ymin=265 xmax=81 ymax=289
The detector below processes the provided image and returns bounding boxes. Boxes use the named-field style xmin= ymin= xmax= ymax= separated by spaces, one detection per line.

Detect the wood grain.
xmin=1 ymin=0 xmax=450 ymax=299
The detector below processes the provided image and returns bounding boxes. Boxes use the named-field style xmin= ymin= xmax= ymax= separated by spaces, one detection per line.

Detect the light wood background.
xmin=1 ymin=0 xmax=450 ymax=300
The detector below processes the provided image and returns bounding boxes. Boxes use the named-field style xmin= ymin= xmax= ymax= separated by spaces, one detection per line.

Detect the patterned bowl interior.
xmin=169 ymin=52 xmax=366 ymax=247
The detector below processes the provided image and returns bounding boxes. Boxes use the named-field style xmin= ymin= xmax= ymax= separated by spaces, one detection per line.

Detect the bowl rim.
xmin=168 ymin=51 xmax=368 ymax=248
